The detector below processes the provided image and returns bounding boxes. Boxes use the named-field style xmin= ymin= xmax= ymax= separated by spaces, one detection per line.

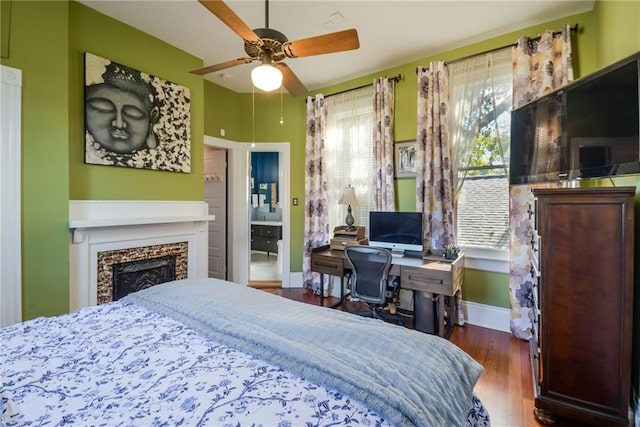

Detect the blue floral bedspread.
xmin=1 ymin=281 xmax=490 ymax=426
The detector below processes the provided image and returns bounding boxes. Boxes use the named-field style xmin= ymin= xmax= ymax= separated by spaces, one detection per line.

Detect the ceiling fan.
xmin=190 ymin=0 xmax=360 ymax=96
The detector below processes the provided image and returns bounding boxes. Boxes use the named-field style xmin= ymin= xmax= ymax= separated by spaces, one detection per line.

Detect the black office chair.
xmin=344 ymin=246 xmax=403 ymax=325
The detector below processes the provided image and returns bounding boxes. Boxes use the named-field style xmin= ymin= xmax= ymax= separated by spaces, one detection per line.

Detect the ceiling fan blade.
xmin=198 ymin=0 xmax=262 ymax=45
xmin=276 ymin=63 xmax=307 ymax=96
xmin=283 ymin=29 xmax=360 ymax=58
xmin=190 ymin=57 xmax=255 ymax=75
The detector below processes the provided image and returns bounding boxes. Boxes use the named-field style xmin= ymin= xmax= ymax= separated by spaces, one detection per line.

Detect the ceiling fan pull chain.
xmin=252 ymin=85 xmax=256 ymax=146
xmin=280 ymin=86 xmax=284 ymax=125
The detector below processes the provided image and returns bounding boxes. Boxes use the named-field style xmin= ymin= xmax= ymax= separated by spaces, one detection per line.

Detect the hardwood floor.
xmin=259 ymin=287 xmax=586 ymax=427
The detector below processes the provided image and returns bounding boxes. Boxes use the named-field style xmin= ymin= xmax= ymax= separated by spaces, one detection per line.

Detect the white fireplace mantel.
xmin=69 ymin=200 xmax=215 ymax=311
xmin=69 ymin=215 xmax=215 ymax=243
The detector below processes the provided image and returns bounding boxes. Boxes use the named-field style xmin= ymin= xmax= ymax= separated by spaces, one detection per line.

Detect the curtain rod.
xmin=305 ymin=73 xmax=402 ymax=103
xmin=417 ymin=24 xmax=578 ymax=72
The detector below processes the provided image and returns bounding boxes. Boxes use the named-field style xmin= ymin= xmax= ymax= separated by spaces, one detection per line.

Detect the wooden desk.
xmin=310 ymin=245 xmax=464 ymax=337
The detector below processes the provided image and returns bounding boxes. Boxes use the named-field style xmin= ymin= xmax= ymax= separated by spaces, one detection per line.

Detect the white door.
xmin=204 ymin=147 xmax=227 ymax=279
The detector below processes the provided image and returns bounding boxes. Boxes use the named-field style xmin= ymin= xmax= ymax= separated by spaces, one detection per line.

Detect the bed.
xmin=1 ymin=278 xmax=490 ymax=426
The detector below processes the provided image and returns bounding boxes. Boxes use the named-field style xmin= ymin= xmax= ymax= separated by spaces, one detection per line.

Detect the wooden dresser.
xmin=530 ymin=187 xmax=635 ymax=426
xmin=250 ymin=223 xmax=282 ymax=255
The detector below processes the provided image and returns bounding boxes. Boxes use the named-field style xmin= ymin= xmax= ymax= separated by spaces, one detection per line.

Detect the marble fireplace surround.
xmin=69 ymin=200 xmax=215 ymax=311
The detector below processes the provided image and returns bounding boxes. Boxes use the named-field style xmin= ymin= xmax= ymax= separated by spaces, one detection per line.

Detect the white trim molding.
xmin=69 ymin=200 xmax=214 ymax=311
xmin=461 ymin=300 xmax=511 ymax=333
xmin=204 ymin=136 xmax=291 ymax=288
xmin=1 ymin=65 xmax=22 ymax=327
xmin=459 ymin=246 xmax=509 ymax=273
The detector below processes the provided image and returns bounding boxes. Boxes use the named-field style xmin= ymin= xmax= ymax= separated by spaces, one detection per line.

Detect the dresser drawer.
xmin=311 ymin=254 xmax=344 ymax=276
xmin=262 ymin=225 xmax=281 ymax=238
xmin=263 ymin=238 xmax=278 ymax=253
xmin=401 ymin=266 xmax=454 ymax=295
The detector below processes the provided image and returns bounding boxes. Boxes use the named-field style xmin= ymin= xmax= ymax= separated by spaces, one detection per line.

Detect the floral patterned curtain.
xmin=372 ymin=77 xmax=396 ymax=211
xmin=416 ymin=62 xmax=456 ymax=252
xmin=509 ymin=24 xmax=574 ymax=339
xmin=416 ymin=63 xmax=464 ymax=325
xmin=303 ymin=95 xmax=330 ymax=294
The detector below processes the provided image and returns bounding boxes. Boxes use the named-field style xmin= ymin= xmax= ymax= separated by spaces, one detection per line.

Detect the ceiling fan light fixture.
xmin=251 ymin=63 xmax=283 ymax=92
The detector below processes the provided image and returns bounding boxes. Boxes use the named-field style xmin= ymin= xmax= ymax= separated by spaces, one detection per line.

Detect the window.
xmin=448 ymin=48 xmax=512 ymax=268
xmin=325 ymin=87 xmax=374 ymax=233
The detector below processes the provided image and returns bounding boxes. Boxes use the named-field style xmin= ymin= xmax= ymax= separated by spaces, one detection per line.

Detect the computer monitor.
xmin=368 ymin=211 xmax=423 ymax=256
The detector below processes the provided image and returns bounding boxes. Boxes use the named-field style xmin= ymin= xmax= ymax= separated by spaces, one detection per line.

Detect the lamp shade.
xmin=338 ymin=185 xmax=358 ymax=207
xmin=251 ymin=64 xmax=283 ymax=92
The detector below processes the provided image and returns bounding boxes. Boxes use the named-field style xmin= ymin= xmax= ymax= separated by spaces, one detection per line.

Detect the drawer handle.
xmin=408 ymin=275 xmax=443 ymax=284
xmin=316 ymin=262 xmax=338 ymax=269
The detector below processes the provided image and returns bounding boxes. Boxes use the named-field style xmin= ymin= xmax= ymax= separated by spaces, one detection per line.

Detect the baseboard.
xmin=461 ymin=300 xmax=511 ymax=333
xmin=285 ymin=272 xmax=303 ymax=288
xmin=284 ymin=273 xmax=511 ymax=334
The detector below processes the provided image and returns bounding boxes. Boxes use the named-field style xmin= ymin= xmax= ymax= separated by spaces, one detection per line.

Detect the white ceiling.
xmin=79 ymin=0 xmax=594 ymax=94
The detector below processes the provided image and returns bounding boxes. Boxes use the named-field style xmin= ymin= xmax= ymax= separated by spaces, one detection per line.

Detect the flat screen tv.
xmin=510 ymin=51 xmax=640 ymax=185
xmin=368 ymin=211 xmax=423 ymax=256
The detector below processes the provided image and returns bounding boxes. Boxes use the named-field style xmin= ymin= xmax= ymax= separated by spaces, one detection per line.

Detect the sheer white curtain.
xmin=325 ymin=87 xmax=374 ymax=233
xmin=448 ymin=47 xmax=512 ymax=197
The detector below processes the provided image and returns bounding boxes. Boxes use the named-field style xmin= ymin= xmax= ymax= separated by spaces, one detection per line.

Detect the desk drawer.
xmin=401 ymin=266 xmax=454 ymax=295
xmin=311 ymin=255 xmax=344 ymax=276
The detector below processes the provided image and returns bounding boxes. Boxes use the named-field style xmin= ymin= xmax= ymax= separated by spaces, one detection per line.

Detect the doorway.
xmin=203 ymin=136 xmax=290 ymax=288
xmin=249 ymin=151 xmax=282 ymax=286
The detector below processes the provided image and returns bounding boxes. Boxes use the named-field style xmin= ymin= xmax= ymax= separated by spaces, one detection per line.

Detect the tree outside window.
xmin=449 ymin=49 xmax=512 ymax=252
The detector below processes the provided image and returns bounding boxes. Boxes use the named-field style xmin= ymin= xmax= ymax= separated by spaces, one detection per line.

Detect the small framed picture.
xmin=394 ymin=140 xmax=417 ymax=178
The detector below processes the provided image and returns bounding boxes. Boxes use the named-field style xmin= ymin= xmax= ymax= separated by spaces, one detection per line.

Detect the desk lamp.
xmin=338 ymin=185 xmax=358 ymax=231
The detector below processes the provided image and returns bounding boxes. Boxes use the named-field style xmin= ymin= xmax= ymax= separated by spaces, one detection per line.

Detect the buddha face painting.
xmin=84 ymin=53 xmax=191 ymax=173
xmin=85 ymin=83 xmax=155 ymax=154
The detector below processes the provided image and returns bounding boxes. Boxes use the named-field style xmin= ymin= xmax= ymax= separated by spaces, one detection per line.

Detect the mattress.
xmin=1 ymin=278 xmax=490 ymax=426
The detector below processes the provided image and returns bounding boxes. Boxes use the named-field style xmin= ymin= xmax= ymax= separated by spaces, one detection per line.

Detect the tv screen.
xmin=510 ymin=52 xmax=640 ymax=184
xmin=368 ymin=211 xmax=423 ymax=255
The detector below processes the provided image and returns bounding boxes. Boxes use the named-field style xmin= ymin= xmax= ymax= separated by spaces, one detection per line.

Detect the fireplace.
xmin=97 ymin=242 xmax=187 ymax=304
xmin=69 ymin=200 xmax=214 ymax=310
xmin=112 ymin=256 xmax=175 ymax=301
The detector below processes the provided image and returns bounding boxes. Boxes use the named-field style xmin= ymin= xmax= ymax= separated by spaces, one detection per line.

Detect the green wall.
xmin=463 ymin=269 xmax=511 ymax=308
xmin=203 ymin=81 xmax=245 ymax=141
xmin=593 ymin=0 xmax=640 ymax=68
xmin=1 ymin=0 xmax=205 ymax=319
xmin=1 ymin=1 xmax=70 ymax=319
xmin=68 ymin=2 xmax=204 ymax=201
